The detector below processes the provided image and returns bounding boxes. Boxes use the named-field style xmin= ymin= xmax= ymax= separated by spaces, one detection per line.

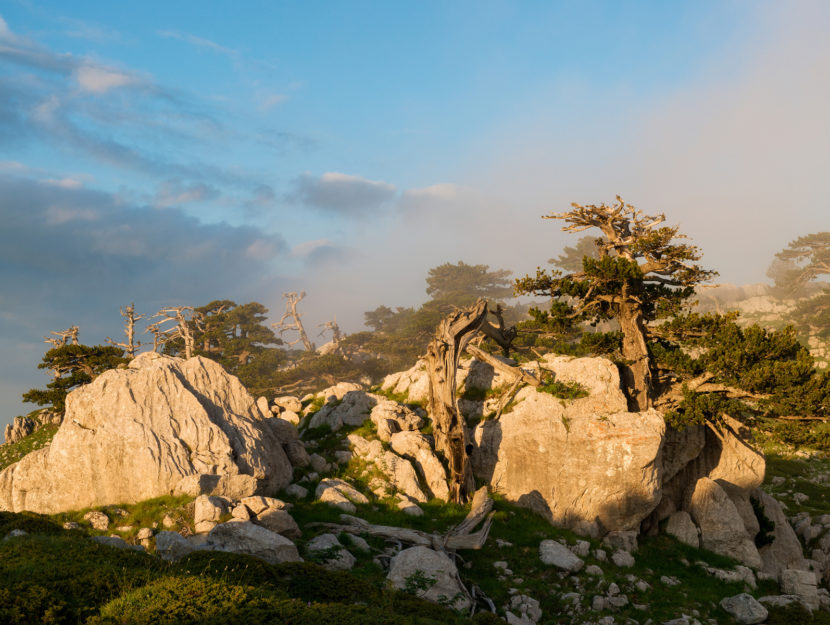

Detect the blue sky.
xmin=1 ymin=1 xmax=829 ymax=426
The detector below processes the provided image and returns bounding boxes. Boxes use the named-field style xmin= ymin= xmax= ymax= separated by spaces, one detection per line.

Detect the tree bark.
xmin=426 ymin=300 xmax=488 ymax=504
xmin=619 ymin=300 xmax=652 ymax=411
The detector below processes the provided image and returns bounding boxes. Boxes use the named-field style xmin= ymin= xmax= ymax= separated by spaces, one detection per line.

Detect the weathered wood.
xmin=464 ymin=344 xmax=540 ymax=387
xmin=147 ymin=306 xmax=202 ymax=358
xmin=426 ymin=300 xmax=488 ymax=504
xmin=272 ymin=291 xmax=315 ymax=352
xmin=107 ymin=303 xmax=145 ymax=358
xmin=450 ymin=486 xmax=494 ymax=536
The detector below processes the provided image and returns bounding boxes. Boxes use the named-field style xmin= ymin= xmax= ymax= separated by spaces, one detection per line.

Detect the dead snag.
xmin=426 ymin=299 xmax=488 ymax=504
xmin=272 ymin=291 xmax=315 ymax=352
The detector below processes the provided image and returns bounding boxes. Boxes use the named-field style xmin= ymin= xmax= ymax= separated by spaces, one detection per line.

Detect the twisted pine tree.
xmin=515 ymin=197 xmax=717 ymax=411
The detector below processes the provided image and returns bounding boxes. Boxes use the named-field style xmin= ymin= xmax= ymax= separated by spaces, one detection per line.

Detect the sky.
xmin=1 ymin=1 xmax=829 ymax=427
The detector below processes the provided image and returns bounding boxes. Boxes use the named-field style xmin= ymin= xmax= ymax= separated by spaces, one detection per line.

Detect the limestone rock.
xmin=174 ymin=473 xmax=260 ymax=500
xmin=781 ymin=568 xmax=819 ymax=611
xmin=308 ymin=390 xmax=379 ymax=431
xmin=753 ymin=489 xmax=807 ymax=579
xmin=506 ymin=594 xmax=542 ymax=624
xmin=687 ymin=477 xmax=761 ymax=568
xmin=194 ymin=495 xmax=229 ymax=534
xmin=316 ymin=382 xmax=364 ymax=403
xmin=387 ymin=546 xmax=471 ymax=610
xmin=381 ymin=360 xmax=430 ymax=403
xmin=315 ymin=478 xmax=369 ymax=512
xmin=207 ymin=521 xmax=301 ymax=565
xmin=84 ymin=510 xmax=110 ymax=531
xmin=539 ymin=355 xmax=628 ymax=412
xmin=473 ymin=377 xmax=666 ymax=537
xmin=539 ymin=539 xmax=584 ymax=572
xmin=611 ymin=550 xmax=635 ymax=568
xmin=666 ymin=511 xmax=699 ymax=548
xmin=284 ymin=484 xmax=308 ymax=499
xmin=370 ymin=401 xmax=423 ymax=442
xmin=256 ymin=508 xmax=301 ymax=539
xmin=0 ymin=353 xmax=292 ymax=514
xmin=603 ymin=530 xmax=638 ymax=553
xmin=719 ymin=593 xmax=768 ymax=624
xmin=306 ymin=533 xmax=355 ymax=570
xmin=277 ymin=411 xmax=300 ymax=425
xmin=389 ymin=431 xmax=449 ymax=501
xmin=282 ymin=441 xmax=310 ymax=468
xmin=91 ymin=535 xmax=135 ymax=550
xmin=274 ymin=396 xmax=303 ymax=413
xmin=155 ymin=530 xmax=197 ymax=561
xmin=3 ymin=416 xmax=34 ymax=446
xmin=375 ymin=451 xmax=428 ymax=503
xmin=239 ymin=496 xmax=288 ymax=515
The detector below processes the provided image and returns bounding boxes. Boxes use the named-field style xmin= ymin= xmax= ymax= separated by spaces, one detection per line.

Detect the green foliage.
xmin=548 ymin=235 xmax=601 ymax=272
xmin=23 ymin=344 xmax=128 ymax=412
xmin=750 ymin=496 xmax=776 ymax=548
xmin=664 ymin=386 xmax=747 ymax=429
xmin=402 ymin=570 xmax=437 ymax=597
xmin=425 ymin=261 xmax=513 ymax=306
xmin=536 ymin=379 xmax=589 ymax=400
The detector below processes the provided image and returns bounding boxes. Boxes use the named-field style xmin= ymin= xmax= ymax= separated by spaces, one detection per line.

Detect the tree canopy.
xmin=515 ymin=197 xmax=717 ymax=410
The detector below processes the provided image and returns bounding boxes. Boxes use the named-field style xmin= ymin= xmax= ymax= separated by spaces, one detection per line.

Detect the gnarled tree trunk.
xmin=619 ymin=300 xmax=652 ymax=411
xmin=426 ymin=300 xmax=488 ymax=504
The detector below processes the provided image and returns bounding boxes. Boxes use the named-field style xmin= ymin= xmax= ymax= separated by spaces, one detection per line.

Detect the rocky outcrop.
xmin=687 ymin=477 xmax=761 ymax=569
xmin=3 ymin=416 xmax=35 ymax=446
xmin=389 ymin=432 xmax=449 ymax=501
xmin=207 ymin=521 xmax=302 ymax=564
xmin=473 ymin=369 xmax=665 ymax=537
xmin=0 ymin=352 xmax=293 ymax=513
xmin=754 ymin=489 xmax=807 ymax=578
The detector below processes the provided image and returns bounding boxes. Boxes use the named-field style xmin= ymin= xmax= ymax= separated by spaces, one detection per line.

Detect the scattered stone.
xmin=611 ymin=549 xmax=635 ymax=568
xmin=780 ymin=568 xmax=819 ymax=611
xmin=603 ymin=530 xmax=638 ymax=553
xmin=388 ymin=431 xmax=449 ymax=501
xmin=274 ymin=396 xmax=303 ymax=413
xmin=585 ymin=564 xmax=604 ymax=576
xmin=306 ymin=533 xmax=356 ymax=570
xmin=63 ymin=521 xmax=80 ymax=530
xmin=91 ymin=535 xmax=135 ymax=550
xmin=155 ymin=531 xmax=197 ymax=561
xmin=136 ymin=527 xmax=153 ymax=540
xmin=232 ymin=504 xmax=252 ymax=521
xmin=569 ymin=539 xmax=591 ymax=558
xmin=3 ymin=529 xmax=27 ymax=540
xmin=594 ymin=548 xmax=607 ymax=562
xmin=719 ymin=593 xmax=768 ymax=624
xmin=507 ymin=594 xmax=542 ymax=624
xmin=193 ymin=495 xmax=229 ymax=534
xmin=282 ymin=440 xmax=310 ymax=467
xmin=284 ymin=484 xmax=308 ymax=499
xmin=661 ymin=575 xmax=681 ymax=586
xmin=539 ymin=539 xmax=584 ymax=572
xmin=83 ymin=511 xmax=110 ymax=531
xmin=345 ymin=534 xmax=371 ymax=552
xmin=308 ymin=453 xmax=330 ymax=474
xmin=793 ymin=492 xmax=809 ymax=504
xmin=256 ymin=508 xmax=301 ymax=539
xmin=334 ymin=450 xmax=352 ymax=465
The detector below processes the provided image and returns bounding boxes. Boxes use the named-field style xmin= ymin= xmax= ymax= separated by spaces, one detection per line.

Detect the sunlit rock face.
xmin=0 ymin=352 xmax=292 ymax=514
xmin=472 ymin=359 xmax=666 ymax=537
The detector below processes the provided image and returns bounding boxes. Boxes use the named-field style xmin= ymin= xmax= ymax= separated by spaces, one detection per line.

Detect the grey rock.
xmin=155 ymin=531 xmax=198 ymax=561
xmin=539 ymin=539 xmax=584 ymax=572
xmin=274 ymin=396 xmax=303 ymax=413
xmin=389 ymin=431 xmax=449 ymax=501
xmin=207 ymin=521 xmax=302 ymax=565
xmin=687 ymin=477 xmax=761 ymax=568
xmin=306 ymin=533 xmax=355 ymax=570
xmin=84 ymin=510 xmax=110 ymax=530
xmin=256 ymin=508 xmax=301 ymax=539
xmin=611 ymin=549 xmax=635 ymax=568
xmin=387 ymin=546 xmax=471 ymax=610
xmin=603 ymin=530 xmax=638 ymax=553
xmin=753 ymin=489 xmax=808 ymax=579
xmin=666 ymin=511 xmax=699 ymax=548
xmin=719 ymin=593 xmax=768 ymax=624
xmin=781 ymin=568 xmax=819 ymax=611
xmin=285 ymin=483 xmax=309 ymax=499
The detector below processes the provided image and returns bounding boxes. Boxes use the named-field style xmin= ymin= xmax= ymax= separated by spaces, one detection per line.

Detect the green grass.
xmin=0 ymin=421 xmax=60 ymax=471
xmin=536 ymin=379 xmax=589 ymax=400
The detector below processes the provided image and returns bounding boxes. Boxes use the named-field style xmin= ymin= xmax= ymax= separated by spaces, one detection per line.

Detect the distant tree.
xmin=272 ymin=292 xmax=315 ymax=352
xmin=106 ymin=303 xmax=145 ymax=358
xmin=515 ymin=197 xmax=717 ymax=410
xmin=192 ymin=300 xmax=282 ymax=368
xmin=147 ymin=306 xmax=203 ymax=359
xmin=772 ymin=232 xmax=830 ymax=339
xmin=425 ymin=261 xmax=513 ymax=309
xmin=548 ymin=235 xmax=602 ymax=272
xmin=23 ymin=344 xmax=128 ymax=412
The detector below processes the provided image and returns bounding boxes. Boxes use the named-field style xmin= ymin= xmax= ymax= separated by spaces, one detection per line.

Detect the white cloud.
xmin=74 ymin=65 xmax=135 ymax=93
xmin=292 ymin=238 xmax=332 ymax=258
xmin=44 ymin=177 xmax=83 ymax=189
xmin=153 ymin=179 xmax=220 ymax=207
xmin=156 ymin=30 xmax=239 ymax=58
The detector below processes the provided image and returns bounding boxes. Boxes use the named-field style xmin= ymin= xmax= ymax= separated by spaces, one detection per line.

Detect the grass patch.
xmin=0 ymin=421 xmax=60 ymax=471
xmin=536 ymin=379 xmax=589 ymax=400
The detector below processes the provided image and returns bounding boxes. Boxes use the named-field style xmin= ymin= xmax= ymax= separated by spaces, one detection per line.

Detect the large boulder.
xmin=687 ymin=477 xmax=761 ymax=568
xmin=472 ymin=364 xmax=665 ymax=537
xmin=207 ymin=521 xmax=302 ymax=565
xmin=389 ymin=432 xmax=449 ymax=501
xmin=753 ymin=489 xmax=807 ymax=578
xmin=308 ymin=391 xmax=380 ymax=431
xmin=0 ymin=352 xmax=293 ymax=513
xmin=387 ymin=546 xmax=471 ymax=610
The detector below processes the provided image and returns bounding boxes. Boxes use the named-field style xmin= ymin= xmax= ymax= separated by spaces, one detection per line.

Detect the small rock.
xmin=661 ymin=575 xmax=681 ymax=586
xmin=285 ymin=484 xmax=309 ymax=499
xmin=63 ymin=521 xmax=80 ymax=530
xmin=136 ymin=527 xmax=153 ymax=540
xmin=334 ymin=450 xmax=353 ymax=465
xmin=611 ymin=549 xmax=635 ymax=568
xmin=83 ymin=510 xmax=110 ymax=531
xmin=274 ymin=396 xmax=303 ymax=413
xmin=232 ymin=504 xmax=252 ymax=521
xmin=585 ymin=564 xmax=604 ymax=576
xmin=594 ymin=548 xmax=607 ymax=562
xmin=3 ymin=529 xmax=27 ymax=540
xmin=307 ymin=533 xmax=356 ymax=570
xmin=345 ymin=534 xmax=371 ymax=552
xmin=539 ymin=539 xmax=584 ymax=572
xmin=603 ymin=529 xmax=638 ymax=553
xmin=309 ymin=453 xmax=330 ymax=474
xmin=155 ymin=531 xmax=197 ymax=561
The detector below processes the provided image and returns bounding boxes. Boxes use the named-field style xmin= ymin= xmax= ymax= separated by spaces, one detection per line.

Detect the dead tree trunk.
xmin=147 ymin=306 xmax=201 ymax=359
xmin=426 ymin=299 xmax=488 ymax=504
xmin=107 ymin=303 xmax=145 ymax=358
xmin=272 ymin=292 xmax=315 ymax=352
